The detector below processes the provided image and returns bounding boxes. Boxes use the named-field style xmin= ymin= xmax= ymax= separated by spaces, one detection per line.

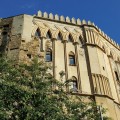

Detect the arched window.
xmin=35 ymin=29 xmax=41 ymax=37
xmin=68 ymin=34 xmax=73 ymax=42
xmin=46 ymin=30 xmax=52 ymax=39
xmin=69 ymin=76 xmax=78 ymax=92
xmin=69 ymin=52 xmax=75 ymax=65
xmin=45 ymin=49 xmax=52 ymax=62
xmin=57 ymin=32 xmax=62 ymax=40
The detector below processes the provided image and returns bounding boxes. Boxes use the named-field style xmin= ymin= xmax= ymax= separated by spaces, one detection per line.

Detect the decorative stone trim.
xmin=35 ymin=10 xmax=120 ymax=50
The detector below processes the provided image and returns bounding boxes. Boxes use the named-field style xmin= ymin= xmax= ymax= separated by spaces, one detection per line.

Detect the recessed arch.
xmin=46 ymin=30 xmax=52 ymax=39
xmin=35 ymin=28 xmax=41 ymax=37
xmin=71 ymin=76 xmax=77 ymax=81
xmin=69 ymin=51 xmax=75 ymax=56
xmin=57 ymin=32 xmax=63 ymax=40
xmin=68 ymin=34 xmax=73 ymax=42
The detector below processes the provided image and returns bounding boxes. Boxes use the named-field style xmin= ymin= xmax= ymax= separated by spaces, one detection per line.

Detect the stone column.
xmin=74 ymin=42 xmax=82 ymax=92
xmin=63 ymin=40 xmax=68 ymax=81
xmin=40 ymin=36 xmax=44 ymax=52
xmin=52 ymin=38 xmax=56 ymax=78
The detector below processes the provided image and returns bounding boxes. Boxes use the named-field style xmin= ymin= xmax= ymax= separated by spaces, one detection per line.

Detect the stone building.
xmin=0 ymin=11 xmax=120 ymax=119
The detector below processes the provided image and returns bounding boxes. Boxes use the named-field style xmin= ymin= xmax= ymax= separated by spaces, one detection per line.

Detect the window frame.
xmin=69 ymin=77 xmax=78 ymax=92
xmin=69 ymin=54 xmax=76 ymax=66
xmin=45 ymin=49 xmax=52 ymax=62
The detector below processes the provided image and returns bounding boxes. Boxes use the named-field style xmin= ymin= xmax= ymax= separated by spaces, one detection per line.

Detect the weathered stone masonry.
xmin=0 ymin=11 xmax=120 ymax=119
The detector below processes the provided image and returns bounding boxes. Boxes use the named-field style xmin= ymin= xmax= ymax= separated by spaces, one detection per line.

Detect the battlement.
xmin=34 ymin=10 xmax=120 ymax=50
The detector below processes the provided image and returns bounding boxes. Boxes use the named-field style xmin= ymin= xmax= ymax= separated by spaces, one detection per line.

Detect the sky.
xmin=0 ymin=0 xmax=120 ymax=44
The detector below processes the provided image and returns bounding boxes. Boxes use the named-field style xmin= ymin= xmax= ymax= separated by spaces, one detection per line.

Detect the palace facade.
xmin=0 ymin=11 xmax=120 ymax=119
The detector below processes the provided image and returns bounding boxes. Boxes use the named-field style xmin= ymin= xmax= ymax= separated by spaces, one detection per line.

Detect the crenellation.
xmin=37 ymin=10 xmax=42 ymax=17
xmin=34 ymin=10 xmax=119 ymax=50
xmin=105 ymin=34 xmax=107 ymax=38
xmin=117 ymin=43 xmax=119 ymax=47
xmin=88 ymin=20 xmax=92 ymax=25
xmin=95 ymin=25 xmax=98 ymax=29
xmin=111 ymin=39 xmax=114 ymax=44
xmin=49 ymin=13 xmax=54 ymax=19
xmin=106 ymin=35 xmax=109 ymax=40
xmin=82 ymin=19 xmax=87 ymax=24
xmin=66 ymin=16 xmax=70 ymax=23
xmin=60 ymin=15 xmax=65 ymax=22
xmin=76 ymin=18 xmax=81 ymax=25
xmin=55 ymin=14 xmax=59 ymax=20
xmin=91 ymin=22 xmax=95 ymax=26
xmin=71 ymin=17 xmax=76 ymax=24
xmin=43 ymin=12 xmax=48 ymax=18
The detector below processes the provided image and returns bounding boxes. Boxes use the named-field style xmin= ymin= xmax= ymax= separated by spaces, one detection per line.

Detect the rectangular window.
xmin=69 ymin=55 xmax=75 ymax=65
xmin=46 ymin=53 xmax=52 ymax=62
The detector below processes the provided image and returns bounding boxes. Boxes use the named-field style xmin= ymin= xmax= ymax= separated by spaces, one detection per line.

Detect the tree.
xmin=0 ymin=57 xmax=111 ymax=120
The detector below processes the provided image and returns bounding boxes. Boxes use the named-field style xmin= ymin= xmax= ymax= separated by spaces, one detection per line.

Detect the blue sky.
xmin=0 ymin=0 xmax=120 ymax=44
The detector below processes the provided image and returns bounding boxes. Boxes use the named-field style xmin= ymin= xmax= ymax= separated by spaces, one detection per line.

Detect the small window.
xmin=103 ymin=67 xmax=105 ymax=70
xmin=69 ymin=77 xmax=78 ymax=92
xmin=68 ymin=34 xmax=73 ymax=42
xmin=46 ymin=31 xmax=52 ymax=39
xmin=45 ymin=49 xmax=52 ymax=62
xmin=57 ymin=32 xmax=62 ymax=40
xmin=35 ymin=29 xmax=41 ymax=37
xmin=69 ymin=52 xmax=75 ymax=65
xmin=115 ymin=71 xmax=119 ymax=81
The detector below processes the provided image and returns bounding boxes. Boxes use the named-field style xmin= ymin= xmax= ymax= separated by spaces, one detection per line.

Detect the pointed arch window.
xmin=57 ymin=32 xmax=62 ymax=40
xmin=35 ymin=29 xmax=41 ymax=37
xmin=69 ymin=76 xmax=78 ymax=92
xmin=46 ymin=31 xmax=52 ymax=39
xmin=68 ymin=34 xmax=73 ymax=42
xmin=45 ymin=49 xmax=52 ymax=62
xmin=69 ymin=52 xmax=75 ymax=65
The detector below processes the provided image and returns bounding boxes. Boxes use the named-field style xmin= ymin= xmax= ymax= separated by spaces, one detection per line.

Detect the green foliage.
xmin=0 ymin=57 xmax=111 ymax=120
